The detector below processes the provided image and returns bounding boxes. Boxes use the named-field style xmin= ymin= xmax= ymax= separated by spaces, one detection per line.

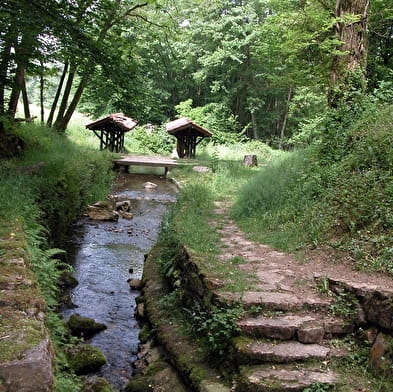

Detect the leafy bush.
xmin=175 ymin=99 xmax=245 ymax=145
xmin=188 ymin=304 xmax=243 ymax=356
xmin=125 ymin=125 xmax=175 ymax=155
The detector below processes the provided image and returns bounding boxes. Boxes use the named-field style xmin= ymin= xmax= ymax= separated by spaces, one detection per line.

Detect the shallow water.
xmin=63 ymin=173 xmax=177 ymax=390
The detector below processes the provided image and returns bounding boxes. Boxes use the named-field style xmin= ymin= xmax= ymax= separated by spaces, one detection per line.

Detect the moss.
xmin=67 ymin=344 xmax=107 ymax=375
xmin=124 ymin=379 xmax=154 ymax=392
xmin=66 ymin=314 xmax=107 ymax=338
xmin=144 ymin=360 xmax=168 ymax=377
xmin=0 ymin=309 xmax=46 ymax=363
xmin=81 ymin=376 xmax=112 ymax=392
xmin=138 ymin=324 xmax=151 ymax=344
xmin=188 ymin=365 xmax=211 ymax=385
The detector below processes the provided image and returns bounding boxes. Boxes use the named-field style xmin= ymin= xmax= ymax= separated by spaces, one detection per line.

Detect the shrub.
xmin=125 ymin=125 xmax=175 ymax=155
xmin=188 ymin=304 xmax=243 ymax=357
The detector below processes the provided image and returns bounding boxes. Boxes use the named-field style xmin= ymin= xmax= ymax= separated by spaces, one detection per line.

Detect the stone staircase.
xmin=209 ymin=202 xmax=375 ymax=391
xmin=214 ymin=288 xmax=356 ymax=391
xmin=233 ymin=308 xmax=352 ymax=391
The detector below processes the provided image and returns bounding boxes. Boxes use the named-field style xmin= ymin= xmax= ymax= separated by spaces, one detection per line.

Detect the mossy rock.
xmin=81 ymin=376 xmax=112 ymax=392
xmin=124 ymin=378 xmax=154 ymax=392
xmin=67 ymin=344 xmax=107 ymax=375
xmin=67 ymin=314 xmax=107 ymax=338
xmin=59 ymin=270 xmax=79 ymax=288
xmin=138 ymin=324 xmax=151 ymax=344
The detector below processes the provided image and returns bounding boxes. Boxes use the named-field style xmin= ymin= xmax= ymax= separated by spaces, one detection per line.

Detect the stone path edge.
xmin=141 ymin=245 xmax=231 ymax=392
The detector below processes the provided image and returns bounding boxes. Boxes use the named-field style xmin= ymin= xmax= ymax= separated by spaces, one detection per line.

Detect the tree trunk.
xmin=279 ymin=86 xmax=293 ymax=150
xmin=329 ymin=0 xmax=370 ymax=106
xmin=47 ymin=62 xmax=69 ymax=127
xmin=53 ymin=62 xmax=77 ymax=128
xmin=40 ymin=61 xmax=45 ymax=123
xmin=54 ymin=72 xmax=89 ymax=132
xmin=0 ymin=30 xmax=14 ymax=114
xmin=251 ymin=111 xmax=258 ymax=140
xmin=7 ymin=64 xmax=25 ymax=118
xmin=21 ymin=76 xmax=31 ymax=120
xmin=51 ymin=0 xmax=146 ymax=132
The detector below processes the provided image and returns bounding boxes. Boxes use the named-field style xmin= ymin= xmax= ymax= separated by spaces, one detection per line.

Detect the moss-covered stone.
xmin=81 ymin=376 xmax=112 ymax=392
xmin=138 ymin=324 xmax=151 ymax=344
xmin=59 ymin=270 xmax=78 ymax=288
xmin=66 ymin=314 xmax=107 ymax=338
xmin=124 ymin=379 xmax=154 ymax=392
xmin=125 ymin=359 xmax=188 ymax=392
xmin=141 ymin=245 xmax=231 ymax=391
xmin=67 ymin=344 xmax=107 ymax=375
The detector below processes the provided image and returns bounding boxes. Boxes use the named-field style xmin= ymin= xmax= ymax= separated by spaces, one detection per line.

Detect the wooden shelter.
xmin=166 ymin=117 xmax=212 ymax=158
xmin=86 ymin=113 xmax=137 ymax=153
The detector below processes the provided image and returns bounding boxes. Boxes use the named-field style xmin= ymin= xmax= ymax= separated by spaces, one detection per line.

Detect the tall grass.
xmin=231 ymin=150 xmax=328 ymax=250
xmin=232 ymin=102 xmax=393 ymax=273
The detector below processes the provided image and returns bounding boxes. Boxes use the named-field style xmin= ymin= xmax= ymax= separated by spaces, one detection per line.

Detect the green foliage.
xmin=329 ymin=291 xmax=359 ymax=320
xmin=125 ymin=125 xmax=175 ymax=155
xmin=303 ymin=383 xmax=333 ymax=392
xmin=175 ymin=99 xmax=244 ymax=145
xmin=189 ymin=304 xmax=243 ymax=357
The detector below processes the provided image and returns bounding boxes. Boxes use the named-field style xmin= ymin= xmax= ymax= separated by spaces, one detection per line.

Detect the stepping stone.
xmin=239 ymin=364 xmax=337 ymax=392
xmin=238 ymin=314 xmax=317 ymax=340
xmin=235 ymin=339 xmax=331 ymax=364
xmin=215 ymin=291 xmax=331 ymax=311
xmin=239 ymin=314 xmax=354 ymax=342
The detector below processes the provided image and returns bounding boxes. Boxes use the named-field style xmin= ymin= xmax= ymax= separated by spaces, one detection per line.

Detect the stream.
xmin=63 ymin=172 xmax=177 ymax=390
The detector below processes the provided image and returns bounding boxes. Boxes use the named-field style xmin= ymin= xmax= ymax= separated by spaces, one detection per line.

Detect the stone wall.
xmin=0 ymin=228 xmax=54 ymax=392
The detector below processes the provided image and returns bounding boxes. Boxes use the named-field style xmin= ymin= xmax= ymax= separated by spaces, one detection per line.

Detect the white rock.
xmin=143 ymin=182 xmax=158 ymax=189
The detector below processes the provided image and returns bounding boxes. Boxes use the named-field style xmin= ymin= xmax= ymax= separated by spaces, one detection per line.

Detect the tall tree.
xmin=52 ymin=0 xmax=151 ymax=132
xmin=329 ymin=0 xmax=370 ymax=106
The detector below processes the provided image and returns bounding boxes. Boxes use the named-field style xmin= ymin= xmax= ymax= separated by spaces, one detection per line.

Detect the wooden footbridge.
xmin=113 ymin=155 xmax=181 ymax=176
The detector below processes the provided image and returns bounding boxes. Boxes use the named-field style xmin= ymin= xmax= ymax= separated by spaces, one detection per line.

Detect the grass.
xmin=231 ymin=150 xmax=330 ymax=252
xmin=230 ymin=102 xmax=393 ymax=276
xmin=159 ymin=140 xmax=279 ymax=288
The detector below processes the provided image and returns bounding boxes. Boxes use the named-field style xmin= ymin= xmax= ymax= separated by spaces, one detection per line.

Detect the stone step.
xmin=238 ymin=313 xmax=354 ymax=343
xmin=234 ymin=338 xmax=341 ymax=364
xmin=238 ymin=364 xmax=337 ymax=392
xmin=215 ymin=291 xmax=332 ymax=312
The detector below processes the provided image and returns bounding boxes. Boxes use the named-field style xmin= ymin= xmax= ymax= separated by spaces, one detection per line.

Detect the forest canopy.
xmin=0 ymin=0 xmax=392 ymax=145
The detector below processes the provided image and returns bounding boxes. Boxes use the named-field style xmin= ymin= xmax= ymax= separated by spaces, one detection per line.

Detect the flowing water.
xmin=63 ymin=173 xmax=177 ymax=390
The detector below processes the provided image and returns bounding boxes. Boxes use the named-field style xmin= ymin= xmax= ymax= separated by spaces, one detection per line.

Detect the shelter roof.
xmin=86 ymin=113 xmax=137 ymax=132
xmin=166 ymin=117 xmax=212 ymax=137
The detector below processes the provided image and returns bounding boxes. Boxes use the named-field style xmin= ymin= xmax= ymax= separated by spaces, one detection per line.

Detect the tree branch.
xmin=132 ymin=13 xmax=163 ymax=28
